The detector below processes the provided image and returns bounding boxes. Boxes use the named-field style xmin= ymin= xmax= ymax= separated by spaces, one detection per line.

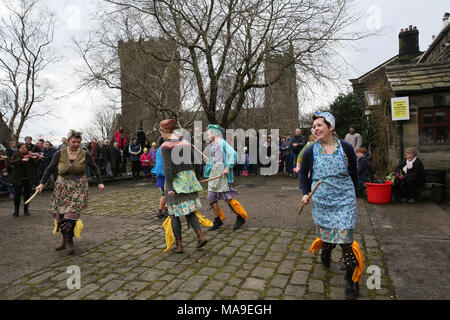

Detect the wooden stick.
xmin=298 ymin=180 xmax=322 ymax=216
xmin=199 ymin=175 xmax=222 ymax=183
xmin=191 ymin=143 xmax=210 ymax=162
xmin=24 ymin=189 xmax=40 ymax=205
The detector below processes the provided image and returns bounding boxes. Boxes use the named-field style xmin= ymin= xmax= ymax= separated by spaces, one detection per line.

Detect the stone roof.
xmin=385 ymin=62 xmax=450 ymax=94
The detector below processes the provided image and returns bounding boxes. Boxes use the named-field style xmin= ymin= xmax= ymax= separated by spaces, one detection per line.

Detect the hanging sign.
xmin=391 ymin=97 xmax=409 ymax=121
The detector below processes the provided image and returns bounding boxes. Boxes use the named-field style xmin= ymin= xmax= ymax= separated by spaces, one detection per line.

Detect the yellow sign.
xmin=391 ymin=97 xmax=409 ymax=121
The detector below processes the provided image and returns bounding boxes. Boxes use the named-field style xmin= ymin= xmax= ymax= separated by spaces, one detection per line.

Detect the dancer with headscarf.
xmin=36 ymin=130 xmax=104 ymax=255
xmin=299 ymin=112 xmax=363 ymax=300
xmin=204 ymin=124 xmax=248 ymax=231
xmin=159 ymin=119 xmax=209 ymax=253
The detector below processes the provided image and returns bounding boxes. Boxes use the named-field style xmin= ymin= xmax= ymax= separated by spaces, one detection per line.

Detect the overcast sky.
xmin=1 ymin=0 xmax=449 ymax=144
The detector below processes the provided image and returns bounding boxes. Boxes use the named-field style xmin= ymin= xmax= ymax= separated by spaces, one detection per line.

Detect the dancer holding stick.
xmin=204 ymin=124 xmax=248 ymax=231
xmin=299 ymin=112 xmax=363 ymax=300
xmin=158 ymin=119 xmax=210 ymax=253
xmin=36 ymin=130 xmax=104 ymax=255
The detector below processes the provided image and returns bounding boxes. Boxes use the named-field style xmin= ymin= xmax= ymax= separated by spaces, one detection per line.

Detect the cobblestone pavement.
xmin=0 ymin=176 xmax=396 ymax=300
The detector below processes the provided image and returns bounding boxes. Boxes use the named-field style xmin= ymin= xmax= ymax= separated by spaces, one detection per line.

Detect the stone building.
xmin=119 ymin=37 xmax=300 ymax=137
xmin=350 ymin=20 xmax=450 ymax=194
xmin=263 ymin=45 xmax=300 ymax=134
xmin=118 ymin=38 xmax=180 ymax=140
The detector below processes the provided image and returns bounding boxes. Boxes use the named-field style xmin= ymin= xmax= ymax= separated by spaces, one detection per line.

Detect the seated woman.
xmin=355 ymin=147 xmax=373 ymax=197
xmin=395 ymin=147 xmax=425 ymax=204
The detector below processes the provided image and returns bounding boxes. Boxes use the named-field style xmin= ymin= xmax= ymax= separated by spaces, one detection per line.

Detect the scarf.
xmin=403 ymin=157 xmax=417 ymax=174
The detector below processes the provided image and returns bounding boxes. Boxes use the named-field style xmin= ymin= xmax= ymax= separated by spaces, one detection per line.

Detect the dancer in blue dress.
xmin=299 ymin=112 xmax=364 ymax=300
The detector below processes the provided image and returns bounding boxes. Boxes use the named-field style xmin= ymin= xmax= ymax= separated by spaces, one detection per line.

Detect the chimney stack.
xmin=398 ymin=26 xmax=420 ymax=63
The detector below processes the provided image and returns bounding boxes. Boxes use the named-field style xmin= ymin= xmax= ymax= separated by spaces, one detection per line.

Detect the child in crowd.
xmin=140 ymin=148 xmax=152 ymax=182
xmin=0 ymin=168 xmax=15 ymax=198
xmin=242 ymin=147 xmax=249 ymax=176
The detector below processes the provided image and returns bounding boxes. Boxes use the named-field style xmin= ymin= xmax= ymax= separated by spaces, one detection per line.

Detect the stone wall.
xmin=263 ymin=47 xmax=300 ymax=134
xmin=118 ymin=38 xmax=180 ymax=139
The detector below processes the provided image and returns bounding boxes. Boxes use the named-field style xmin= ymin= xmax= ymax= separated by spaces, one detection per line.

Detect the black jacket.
xmin=292 ymin=135 xmax=306 ymax=154
xmin=396 ymin=158 xmax=425 ymax=183
xmin=9 ymin=151 xmax=40 ymax=185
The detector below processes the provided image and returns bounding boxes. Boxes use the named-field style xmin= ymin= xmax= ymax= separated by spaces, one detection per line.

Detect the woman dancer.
xmin=203 ymin=124 xmax=248 ymax=231
xmin=299 ymin=112 xmax=363 ymax=300
xmin=36 ymin=130 xmax=104 ymax=255
xmin=159 ymin=119 xmax=208 ymax=253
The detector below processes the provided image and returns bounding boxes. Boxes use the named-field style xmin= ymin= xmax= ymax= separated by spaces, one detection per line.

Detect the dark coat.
xmin=292 ymin=135 xmax=306 ymax=154
xmin=128 ymin=143 xmax=142 ymax=162
xmin=102 ymin=145 xmax=112 ymax=162
xmin=87 ymin=143 xmax=103 ymax=163
xmin=395 ymin=158 xmax=425 ymax=183
xmin=357 ymin=153 xmax=373 ymax=191
xmin=9 ymin=151 xmax=40 ymax=185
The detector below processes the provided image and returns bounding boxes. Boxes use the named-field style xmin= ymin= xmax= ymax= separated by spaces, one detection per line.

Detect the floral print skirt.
xmin=167 ymin=197 xmax=202 ymax=217
xmin=51 ymin=175 xmax=89 ymax=220
xmin=316 ymin=225 xmax=353 ymax=244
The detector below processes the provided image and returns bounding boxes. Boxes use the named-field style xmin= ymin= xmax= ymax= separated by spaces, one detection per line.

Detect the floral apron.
xmin=208 ymin=162 xmax=230 ymax=193
xmin=311 ymin=141 xmax=356 ymax=242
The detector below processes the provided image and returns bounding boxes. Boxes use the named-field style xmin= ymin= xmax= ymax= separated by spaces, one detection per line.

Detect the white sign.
xmin=391 ymin=97 xmax=410 ymax=121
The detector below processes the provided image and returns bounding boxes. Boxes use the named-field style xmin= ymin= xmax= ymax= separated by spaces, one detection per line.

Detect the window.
xmin=418 ymin=107 xmax=450 ymax=145
xmin=364 ymin=91 xmax=381 ymax=106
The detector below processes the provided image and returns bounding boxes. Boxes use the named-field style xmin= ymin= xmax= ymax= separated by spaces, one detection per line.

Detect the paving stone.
xmin=100 ymin=279 xmax=126 ymax=293
xmin=85 ymin=291 xmax=107 ymax=300
xmin=193 ymin=290 xmax=216 ymax=300
xmin=284 ymin=284 xmax=305 ymax=297
xmin=270 ymin=275 xmax=289 ymax=288
xmin=198 ymin=267 xmax=217 ymax=276
xmin=234 ymin=269 xmax=250 ymax=278
xmin=106 ymin=290 xmax=134 ymax=300
xmin=251 ymin=267 xmax=275 ymax=280
xmin=220 ymin=286 xmax=238 ymax=298
xmin=290 ymin=271 xmax=309 ymax=285
xmin=204 ymin=280 xmax=226 ymax=292
xmin=214 ymin=272 xmax=232 ymax=281
xmin=228 ymin=277 xmax=243 ymax=287
xmin=138 ymin=269 xmax=164 ymax=282
xmin=308 ymin=279 xmax=324 ymax=293
xmin=167 ymin=292 xmax=192 ymax=300
xmin=123 ymin=281 xmax=149 ymax=292
xmin=135 ymin=290 xmax=157 ymax=300
xmin=64 ymin=283 xmax=100 ymax=300
xmin=304 ymin=292 xmax=324 ymax=300
xmin=328 ymin=287 xmax=346 ymax=300
xmin=27 ymin=271 xmax=57 ymax=285
xmin=278 ymin=261 xmax=295 ymax=274
xmin=178 ymin=276 xmax=209 ymax=293
xmin=236 ymin=290 xmax=261 ymax=300
xmin=242 ymin=278 xmax=267 ymax=291
xmin=265 ymin=287 xmax=283 ymax=298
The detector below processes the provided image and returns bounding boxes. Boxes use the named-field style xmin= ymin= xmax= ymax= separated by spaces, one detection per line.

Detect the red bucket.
xmin=365 ymin=180 xmax=393 ymax=204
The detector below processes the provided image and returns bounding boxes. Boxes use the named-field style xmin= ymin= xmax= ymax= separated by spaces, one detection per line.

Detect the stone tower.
xmin=263 ymin=45 xmax=300 ymax=133
xmin=118 ymin=38 xmax=180 ymax=139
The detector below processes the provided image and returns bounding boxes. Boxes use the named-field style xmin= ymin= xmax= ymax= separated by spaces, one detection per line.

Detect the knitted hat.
xmin=152 ymin=142 xmax=157 ymax=146
xmin=144 ymin=148 xmax=148 ymax=152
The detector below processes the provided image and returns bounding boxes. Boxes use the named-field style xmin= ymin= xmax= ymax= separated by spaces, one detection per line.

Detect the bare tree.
xmin=72 ymin=8 xmax=202 ymax=128
xmin=0 ymin=0 xmax=56 ymax=142
xmin=80 ymin=102 xmax=120 ymax=142
xmin=92 ymin=0 xmax=367 ymax=129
